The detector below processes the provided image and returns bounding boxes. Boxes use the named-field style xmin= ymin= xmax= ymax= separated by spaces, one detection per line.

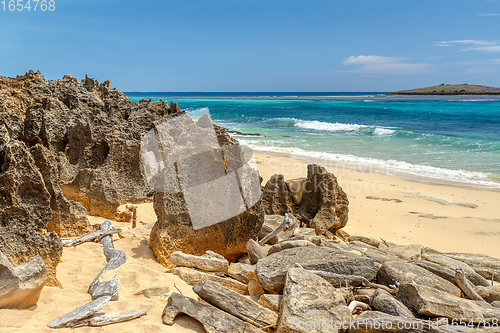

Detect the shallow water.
xmin=126 ymin=92 xmax=500 ymax=189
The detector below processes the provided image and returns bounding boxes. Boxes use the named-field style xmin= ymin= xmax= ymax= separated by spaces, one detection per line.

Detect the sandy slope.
xmin=2 ymin=152 xmax=500 ymax=332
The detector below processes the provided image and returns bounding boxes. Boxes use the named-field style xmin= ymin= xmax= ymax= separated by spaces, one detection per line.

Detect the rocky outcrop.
xmin=149 ymin=114 xmax=264 ymax=265
xmin=0 ymin=140 xmax=62 ymax=286
xmin=262 ymin=164 xmax=349 ymax=235
xmin=0 ymin=250 xmax=47 ymax=309
xmin=0 ymin=70 xmax=183 ymax=233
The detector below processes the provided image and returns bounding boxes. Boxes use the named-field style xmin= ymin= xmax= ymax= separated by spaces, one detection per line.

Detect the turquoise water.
xmin=125 ymin=92 xmax=500 ymax=189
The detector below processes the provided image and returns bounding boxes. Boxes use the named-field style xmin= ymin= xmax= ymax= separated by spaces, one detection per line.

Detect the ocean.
xmin=125 ymin=92 xmax=500 ymax=190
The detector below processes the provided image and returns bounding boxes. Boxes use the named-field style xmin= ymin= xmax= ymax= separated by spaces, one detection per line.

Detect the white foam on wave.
xmin=293 ymin=119 xmax=396 ymax=136
xmin=185 ymin=107 xmax=210 ymax=121
xmin=295 ymin=119 xmax=367 ymax=132
xmin=373 ymin=128 xmax=396 ymax=135
xmin=241 ymin=142 xmax=500 ymax=189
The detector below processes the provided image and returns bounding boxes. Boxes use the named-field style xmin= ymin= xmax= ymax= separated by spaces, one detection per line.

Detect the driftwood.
xmin=259 ymin=213 xmax=292 ymax=246
xmin=73 ymin=309 xmax=149 ymax=327
xmin=61 ymin=228 xmax=122 ymax=247
xmin=295 ymin=263 xmax=399 ymax=294
xmin=455 ymin=268 xmax=486 ymax=302
xmin=48 ymin=220 xmax=148 ymax=329
xmin=348 ymin=300 xmax=371 ymax=313
xmin=131 ymin=206 xmax=138 ymax=228
xmin=88 ymin=220 xmax=127 ymax=300
xmin=48 ymin=296 xmax=112 ymax=328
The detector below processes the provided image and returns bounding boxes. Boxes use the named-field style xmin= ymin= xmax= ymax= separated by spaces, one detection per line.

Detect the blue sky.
xmin=1 ymin=0 xmax=500 ymax=91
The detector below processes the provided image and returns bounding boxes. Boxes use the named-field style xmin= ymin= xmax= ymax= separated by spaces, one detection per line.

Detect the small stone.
xmin=258 ymin=294 xmax=283 ymax=311
xmin=171 ymin=267 xmax=248 ymax=294
xmin=246 ymin=239 xmax=267 ymax=264
xmin=248 ymin=280 xmax=265 ymax=297
xmin=170 ymin=250 xmax=229 ymax=272
xmin=369 ymin=288 xmax=414 ymax=318
xmin=268 ymin=239 xmax=316 ymax=255
xmin=387 ymin=244 xmax=423 ymax=260
xmin=285 ymin=178 xmax=307 ymax=205
xmin=227 ymin=263 xmax=255 ymax=284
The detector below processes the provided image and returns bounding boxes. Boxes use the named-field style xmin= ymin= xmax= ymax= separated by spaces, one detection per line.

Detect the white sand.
xmin=2 ymin=152 xmax=500 ymax=331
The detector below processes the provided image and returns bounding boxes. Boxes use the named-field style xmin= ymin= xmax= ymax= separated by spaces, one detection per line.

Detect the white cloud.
xmin=491 ymin=59 xmax=500 ymax=64
xmin=436 ymin=39 xmax=500 ymax=52
xmin=478 ymin=13 xmax=500 ymax=16
xmin=343 ymin=55 xmax=430 ymax=74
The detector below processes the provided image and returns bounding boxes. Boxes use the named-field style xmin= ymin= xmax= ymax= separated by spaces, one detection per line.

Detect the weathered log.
xmin=48 ymin=296 xmax=112 ymax=328
xmin=88 ymin=220 xmax=127 ymax=300
xmin=455 ymin=268 xmax=486 ymax=302
xmin=259 ymin=213 xmax=292 ymax=246
xmin=294 ymin=263 xmax=398 ymax=294
xmin=61 ymin=228 xmax=122 ymax=247
xmin=73 ymin=309 xmax=149 ymax=327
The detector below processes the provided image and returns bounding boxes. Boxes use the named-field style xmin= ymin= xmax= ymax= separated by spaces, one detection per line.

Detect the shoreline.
xmin=246 ymin=146 xmax=500 ymax=192
xmin=252 ymin=151 xmax=500 ymax=258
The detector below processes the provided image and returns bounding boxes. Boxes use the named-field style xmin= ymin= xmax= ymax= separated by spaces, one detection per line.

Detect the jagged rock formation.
xmin=261 ymin=164 xmax=349 ymax=235
xmin=0 ymin=140 xmax=62 ymax=286
xmin=0 ymin=70 xmax=184 ymax=285
xmin=0 ymin=70 xmax=183 ymax=235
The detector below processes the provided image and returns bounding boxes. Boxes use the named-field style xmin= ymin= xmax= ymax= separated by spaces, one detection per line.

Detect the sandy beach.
xmin=2 ymin=150 xmax=500 ymax=332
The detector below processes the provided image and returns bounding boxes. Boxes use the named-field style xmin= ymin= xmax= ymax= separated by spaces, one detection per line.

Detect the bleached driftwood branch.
xmin=73 ymin=309 xmax=149 ymax=327
xmin=48 ymin=296 xmax=112 ymax=328
xmin=259 ymin=213 xmax=293 ymax=246
xmin=61 ymin=228 xmax=122 ymax=247
xmin=294 ymin=263 xmax=399 ymax=295
xmin=88 ymin=220 xmax=127 ymax=301
xmin=348 ymin=300 xmax=371 ymax=313
xmin=455 ymin=268 xmax=485 ymax=302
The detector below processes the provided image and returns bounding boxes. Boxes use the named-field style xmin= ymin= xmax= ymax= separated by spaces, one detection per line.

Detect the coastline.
xmin=252 ymin=150 xmax=500 ymax=258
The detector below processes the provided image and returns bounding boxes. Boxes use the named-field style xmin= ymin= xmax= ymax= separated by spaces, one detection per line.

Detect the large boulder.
xmin=256 ymin=246 xmax=378 ymax=293
xmin=0 ymin=140 xmax=62 ymax=286
xmin=0 ymin=250 xmax=47 ymax=309
xmin=149 ymin=115 xmax=264 ymax=264
xmin=276 ymin=267 xmax=352 ymax=333
xmin=162 ymin=293 xmax=263 ymax=333
xmin=442 ymin=251 xmax=500 ymax=283
xmin=377 ymin=261 xmax=461 ymax=297
xmin=397 ymin=283 xmax=500 ymax=323
xmin=262 ymin=164 xmax=349 ymax=234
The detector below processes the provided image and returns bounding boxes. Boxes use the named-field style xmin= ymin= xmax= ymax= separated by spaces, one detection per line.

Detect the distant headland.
xmin=391 ymin=84 xmax=500 ymax=95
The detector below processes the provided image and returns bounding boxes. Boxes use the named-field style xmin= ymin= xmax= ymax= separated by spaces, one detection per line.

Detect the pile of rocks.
xmin=164 ymin=218 xmax=500 ymax=332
